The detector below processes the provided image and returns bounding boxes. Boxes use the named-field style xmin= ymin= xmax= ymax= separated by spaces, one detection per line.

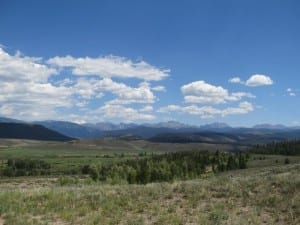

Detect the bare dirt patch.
xmin=0 ymin=217 xmax=5 ymax=225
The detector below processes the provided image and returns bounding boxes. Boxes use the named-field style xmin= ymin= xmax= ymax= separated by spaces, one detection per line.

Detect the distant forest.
xmin=251 ymin=140 xmax=300 ymax=155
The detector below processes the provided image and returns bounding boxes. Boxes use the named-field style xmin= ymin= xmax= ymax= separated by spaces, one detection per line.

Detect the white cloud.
xmin=0 ymin=105 xmax=14 ymax=116
xmin=245 ymin=74 xmax=273 ymax=87
xmin=181 ymin=80 xmax=255 ymax=104
xmin=92 ymin=104 xmax=155 ymax=122
xmin=139 ymin=105 xmax=153 ymax=112
xmin=286 ymin=88 xmax=296 ymax=96
xmin=158 ymin=104 xmax=221 ymax=119
xmin=0 ymin=46 xmax=259 ymax=123
xmin=0 ymin=48 xmax=164 ymax=120
xmin=95 ymin=78 xmax=156 ymax=104
xmin=152 ymin=85 xmax=166 ymax=92
xmin=229 ymin=77 xmax=243 ymax=84
xmin=47 ymin=55 xmax=169 ymax=81
xmin=229 ymin=92 xmax=256 ymax=100
xmin=158 ymin=101 xmax=254 ymax=119
xmin=0 ymin=47 xmax=165 ymax=121
xmin=229 ymin=74 xmax=274 ymax=87
xmin=72 ymin=78 xmax=101 ymax=100
xmin=0 ymin=48 xmax=57 ymax=82
xmin=0 ymin=48 xmax=74 ymax=120
xmin=221 ymin=101 xmax=254 ymax=116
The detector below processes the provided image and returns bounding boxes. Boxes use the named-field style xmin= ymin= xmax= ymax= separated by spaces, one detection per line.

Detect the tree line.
xmin=0 ymin=159 xmax=51 ymax=177
xmin=0 ymin=150 xmax=248 ymax=182
xmin=250 ymin=140 xmax=300 ymax=155
xmin=82 ymin=150 xmax=248 ymax=184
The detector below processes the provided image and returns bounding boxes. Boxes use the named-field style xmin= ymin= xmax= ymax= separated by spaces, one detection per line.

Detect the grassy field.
xmin=0 ymin=139 xmax=299 ymax=224
xmin=0 ymin=153 xmax=299 ymax=225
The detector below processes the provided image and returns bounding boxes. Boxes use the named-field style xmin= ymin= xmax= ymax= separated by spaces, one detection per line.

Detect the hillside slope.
xmin=0 ymin=123 xmax=74 ymax=141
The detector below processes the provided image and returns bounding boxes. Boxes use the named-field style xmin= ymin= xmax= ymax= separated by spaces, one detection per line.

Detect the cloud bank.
xmin=158 ymin=101 xmax=254 ymax=119
xmin=0 ymin=47 xmax=168 ymax=121
xmin=0 ymin=46 xmax=260 ymax=122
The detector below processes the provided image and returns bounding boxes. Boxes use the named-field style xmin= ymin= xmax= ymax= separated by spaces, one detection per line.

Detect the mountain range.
xmin=0 ymin=117 xmax=300 ymax=145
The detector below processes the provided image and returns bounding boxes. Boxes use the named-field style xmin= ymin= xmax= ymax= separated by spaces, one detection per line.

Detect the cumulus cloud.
xmin=181 ymin=80 xmax=255 ymax=104
xmin=0 ymin=47 xmax=167 ymax=121
xmin=0 ymin=48 xmax=74 ymax=120
xmin=0 ymin=48 xmax=57 ymax=82
xmin=152 ymin=85 xmax=166 ymax=92
xmin=139 ymin=105 xmax=153 ymax=112
xmin=95 ymin=78 xmax=156 ymax=104
xmin=158 ymin=101 xmax=254 ymax=119
xmin=221 ymin=101 xmax=254 ymax=116
xmin=229 ymin=74 xmax=274 ymax=87
xmin=47 ymin=55 xmax=169 ymax=81
xmin=245 ymin=74 xmax=273 ymax=87
xmin=92 ymin=104 xmax=155 ymax=122
xmin=228 ymin=77 xmax=243 ymax=84
xmin=0 ymin=46 xmax=258 ymax=123
xmin=72 ymin=78 xmax=103 ymax=100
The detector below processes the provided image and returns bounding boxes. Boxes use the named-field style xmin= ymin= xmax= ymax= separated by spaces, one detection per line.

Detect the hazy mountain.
xmin=0 ymin=122 xmax=74 ymax=141
xmin=0 ymin=117 xmax=25 ymax=124
xmin=143 ymin=121 xmax=194 ymax=129
xmin=102 ymin=126 xmax=190 ymax=139
xmin=35 ymin=121 xmax=102 ymax=139
xmin=86 ymin=122 xmax=138 ymax=131
xmin=149 ymin=129 xmax=300 ymax=145
xmin=252 ymin=124 xmax=287 ymax=130
xmin=199 ymin=122 xmax=231 ymax=130
xmin=1 ymin=116 xmax=300 ymax=142
xmin=84 ymin=122 xmax=116 ymax=131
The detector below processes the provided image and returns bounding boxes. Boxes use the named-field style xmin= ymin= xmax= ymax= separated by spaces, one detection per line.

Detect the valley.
xmin=2 ymin=1 xmax=300 ymax=224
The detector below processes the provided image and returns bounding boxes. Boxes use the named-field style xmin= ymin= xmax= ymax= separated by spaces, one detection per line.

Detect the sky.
xmin=0 ymin=0 xmax=299 ymax=126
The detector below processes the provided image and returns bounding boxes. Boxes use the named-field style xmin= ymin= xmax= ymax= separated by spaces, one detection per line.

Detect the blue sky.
xmin=0 ymin=0 xmax=299 ymax=126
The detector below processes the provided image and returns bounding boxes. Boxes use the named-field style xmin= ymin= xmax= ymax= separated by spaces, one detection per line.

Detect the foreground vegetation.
xmin=0 ymin=160 xmax=299 ymax=225
xmin=0 ymin=139 xmax=300 ymax=224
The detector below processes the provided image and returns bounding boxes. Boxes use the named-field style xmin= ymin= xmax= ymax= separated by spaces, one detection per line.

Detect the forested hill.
xmin=0 ymin=123 xmax=74 ymax=141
